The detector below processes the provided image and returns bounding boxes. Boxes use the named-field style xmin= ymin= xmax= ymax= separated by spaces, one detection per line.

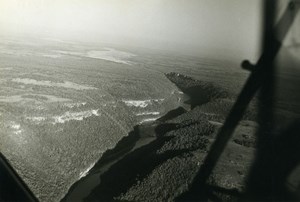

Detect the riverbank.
xmin=62 ymin=73 xmax=259 ymax=201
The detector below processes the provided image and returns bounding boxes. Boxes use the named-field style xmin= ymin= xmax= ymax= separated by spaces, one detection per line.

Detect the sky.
xmin=0 ymin=0 xmax=288 ymax=60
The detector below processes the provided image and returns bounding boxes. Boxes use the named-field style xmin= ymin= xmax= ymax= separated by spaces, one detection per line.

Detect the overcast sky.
xmin=0 ymin=0 xmax=285 ymax=60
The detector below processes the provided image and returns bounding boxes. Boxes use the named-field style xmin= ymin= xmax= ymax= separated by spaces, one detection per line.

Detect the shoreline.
xmin=62 ymin=105 xmax=188 ymax=201
xmin=62 ymin=72 xmax=258 ymax=201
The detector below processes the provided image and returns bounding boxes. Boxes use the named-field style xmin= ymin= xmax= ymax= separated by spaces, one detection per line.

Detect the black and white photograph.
xmin=0 ymin=0 xmax=300 ymax=201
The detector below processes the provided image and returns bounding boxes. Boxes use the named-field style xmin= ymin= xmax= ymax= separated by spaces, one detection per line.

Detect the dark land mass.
xmin=63 ymin=72 xmax=299 ymax=202
xmin=165 ymin=72 xmax=230 ymax=109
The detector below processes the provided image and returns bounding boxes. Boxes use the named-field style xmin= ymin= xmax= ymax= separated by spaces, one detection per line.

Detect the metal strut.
xmin=179 ymin=1 xmax=300 ymax=200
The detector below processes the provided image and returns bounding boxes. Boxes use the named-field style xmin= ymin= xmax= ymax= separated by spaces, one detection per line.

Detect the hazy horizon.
xmin=0 ymin=1 xmax=299 ymax=61
xmin=0 ymin=0 xmax=267 ymax=60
